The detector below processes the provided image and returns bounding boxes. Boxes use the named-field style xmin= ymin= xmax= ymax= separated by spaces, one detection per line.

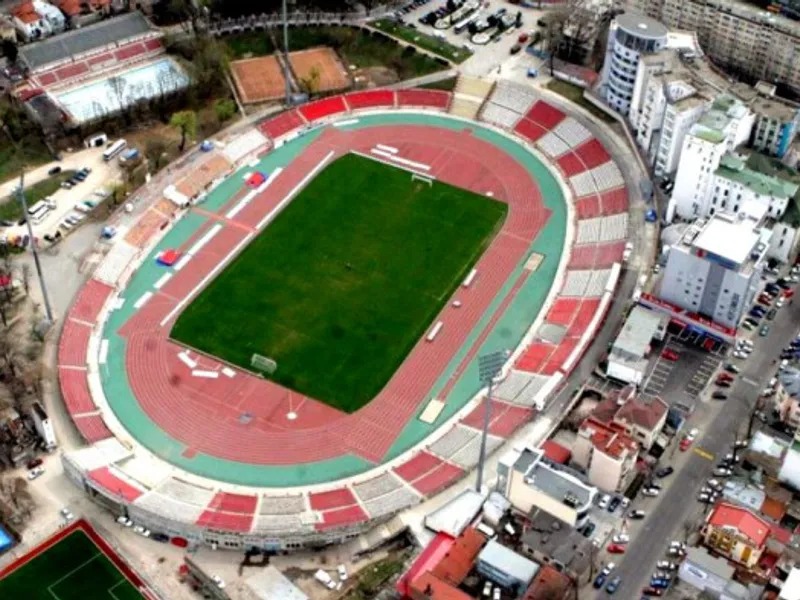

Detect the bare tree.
xmin=108 ymin=76 xmax=127 ymax=114
xmin=20 ymin=264 xmax=29 ymax=296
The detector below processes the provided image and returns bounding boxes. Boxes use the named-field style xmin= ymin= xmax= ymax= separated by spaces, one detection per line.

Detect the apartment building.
xmin=702 ymin=503 xmax=771 ymax=568
xmin=626 ymin=0 xmax=800 ymax=92
xmin=750 ymin=92 xmax=800 ymax=159
xmin=658 ymin=211 xmax=770 ymax=328
xmin=670 ymin=95 xmax=754 ymax=220
xmin=600 ymin=11 xmax=668 ymax=114
xmin=709 ymin=154 xmax=797 ymax=219
xmin=573 ymin=417 xmax=639 ymax=492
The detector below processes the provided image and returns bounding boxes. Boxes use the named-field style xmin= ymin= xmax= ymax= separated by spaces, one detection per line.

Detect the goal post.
xmin=411 ymin=172 xmax=434 ymax=187
xmin=251 ymin=354 xmax=277 ymax=375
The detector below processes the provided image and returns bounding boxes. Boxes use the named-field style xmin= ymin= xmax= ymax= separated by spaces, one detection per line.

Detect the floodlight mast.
xmin=475 ymin=350 xmax=508 ymax=493
xmin=16 ymin=172 xmax=54 ymax=324
xmin=283 ymin=0 xmax=292 ymax=106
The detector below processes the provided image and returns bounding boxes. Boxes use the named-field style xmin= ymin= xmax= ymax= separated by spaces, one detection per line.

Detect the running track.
xmin=120 ymin=124 xmax=551 ymax=465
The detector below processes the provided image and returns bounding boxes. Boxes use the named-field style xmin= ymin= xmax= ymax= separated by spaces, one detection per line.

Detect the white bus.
xmin=27 ymin=200 xmax=51 ymax=224
xmin=103 ymin=139 xmax=127 ymax=162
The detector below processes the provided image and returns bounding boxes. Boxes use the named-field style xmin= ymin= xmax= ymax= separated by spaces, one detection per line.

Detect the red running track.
xmin=119 ymin=124 xmax=550 ymax=467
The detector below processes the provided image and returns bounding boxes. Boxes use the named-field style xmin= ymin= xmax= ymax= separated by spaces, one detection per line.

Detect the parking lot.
xmin=389 ymin=0 xmax=549 ymax=76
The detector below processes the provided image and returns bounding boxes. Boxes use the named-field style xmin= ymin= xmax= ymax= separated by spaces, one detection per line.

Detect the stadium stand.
xmin=599 ymin=213 xmax=629 ymax=242
xmin=574 ymin=194 xmax=601 ymax=219
xmin=396 ymin=89 xmax=451 ymax=110
xmin=252 ymin=514 xmax=313 ymax=535
xmin=600 ymin=187 xmax=628 ymax=214
xmin=207 ymin=492 xmax=257 ymax=514
xmin=449 ymin=96 xmax=483 ymax=120
xmin=93 ymin=243 xmax=139 ymax=287
xmin=561 ymin=270 xmax=592 ymax=297
xmin=259 ymin=494 xmax=306 ymax=515
xmin=449 ymin=434 xmax=504 ymax=469
xmin=258 ymin=110 xmax=305 ymax=140
xmin=73 ymin=414 xmax=113 ymax=443
xmin=480 ymin=102 xmax=520 ymax=129
xmin=590 ymin=161 xmax=624 ymax=192
xmin=196 ymin=510 xmax=254 ymax=532
xmin=131 ymin=492 xmax=204 ymax=524
xmin=574 ymin=138 xmax=611 ymax=170
xmin=536 ymin=132 xmax=571 ymax=158
xmin=58 ymin=319 xmax=91 ymax=367
xmin=316 ymin=505 xmax=368 ymax=530
xmin=455 ymin=76 xmax=493 ymax=100
xmin=429 ymin=425 xmax=478 ymax=460
xmin=70 ymin=279 xmax=114 ymax=324
xmin=309 ymin=488 xmax=357 ymax=511
xmin=488 ymin=80 xmax=537 ymax=114
xmin=513 ymin=117 xmax=547 ymax=143
xmin=556 ymin=152 xmax=585 ymax=177
xmin=353 ymin=472 xmax=402 ymax=502
xmin=298 ymin=96 xmax=348 ymax=122
xmin=552 ymin=118 xmax=592 ymax=148
xmin=156 ymin=478 xmax=215 ymax=507
xmin=394 ymin=451 xmax=442 ymax=483
xmin=345 ymin=90 xmax=396 ymax=110
xmin=363 ymin=486 xmax=420 ymax=519
xmin=59 ymin=368 xmax=94 ymax=414
xmin=525 ymin=101 xmax=565 ymax=129
xmin=576 ymin=218 xmax=602 ymax=244
xmin=569 ymin=171 xmax=597 ymax=198
xmin=87 ymin=466 xmax=145 ymax=502
xmin=411 ymin=463 xmax=464 ymax=496
xmin=586 ymin=269 xmax=612 ymax=297
xmin=221 ymin=130 xmax=269 ymax=164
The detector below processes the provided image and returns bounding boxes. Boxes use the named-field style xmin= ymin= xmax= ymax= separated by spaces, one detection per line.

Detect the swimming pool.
xmin=54 ymin=57 xmax=189 ymax=124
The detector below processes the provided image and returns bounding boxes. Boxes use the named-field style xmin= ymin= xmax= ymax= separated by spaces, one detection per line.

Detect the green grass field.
xmin=0 ymin=529 xmax=144 ymax=600
xmin=171 ymin=153 xmax=507 ymax=412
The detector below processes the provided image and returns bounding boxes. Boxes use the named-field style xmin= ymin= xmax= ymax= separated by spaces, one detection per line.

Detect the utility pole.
xmin=16 ymin=172 xmax=54 ymax=325
xmin=282 ymin=0 xmax=292 ymax=106
xmin=475 ymin=349 xmax=508 ymax=493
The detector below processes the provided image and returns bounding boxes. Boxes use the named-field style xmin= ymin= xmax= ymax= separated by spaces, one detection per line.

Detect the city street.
xmin=595 ymin=290 xmax=800 ymax=598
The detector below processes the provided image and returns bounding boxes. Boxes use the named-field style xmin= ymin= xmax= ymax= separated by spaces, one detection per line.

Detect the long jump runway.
xmin=119 ymin=124 xmax=552 ymax=466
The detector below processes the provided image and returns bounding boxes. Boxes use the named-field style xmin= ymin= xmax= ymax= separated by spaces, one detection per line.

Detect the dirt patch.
xmin=353 ymin=66 xmax=400 ymax=88
xmin=230 ymin=55 xmax=287 ymax=104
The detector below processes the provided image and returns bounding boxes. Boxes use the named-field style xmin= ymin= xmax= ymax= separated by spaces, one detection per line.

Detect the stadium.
xmin=57 ymin=78 xmax=629 ymax=551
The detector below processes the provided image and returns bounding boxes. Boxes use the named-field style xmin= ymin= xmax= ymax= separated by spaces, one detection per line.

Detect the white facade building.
xmin=708 ymin=155 xmax=797 ymax=220
xmin=669 ymin=95 xmax=755 ymax=221
xmin=601 ymin=12 xmax=668 ymax=115
xmin=659 ymin=211 xmax=770 ymax=328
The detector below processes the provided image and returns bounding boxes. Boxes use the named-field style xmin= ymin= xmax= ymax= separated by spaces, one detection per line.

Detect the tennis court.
xmin=0 ymin=522 xmax=148 ymax=600
xmin=230 ymin=55 xmax=287 ymax=104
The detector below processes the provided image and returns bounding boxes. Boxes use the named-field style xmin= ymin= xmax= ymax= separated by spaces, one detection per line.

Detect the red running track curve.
xmin=118 ymin=124 xmax=551 ymax=467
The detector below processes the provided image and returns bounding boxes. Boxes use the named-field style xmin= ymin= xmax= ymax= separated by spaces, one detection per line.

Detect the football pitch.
xmin=0 ymin=529 xmax=144 ymax=600
xmin=171 ymin=153 xmax=507 ymax=412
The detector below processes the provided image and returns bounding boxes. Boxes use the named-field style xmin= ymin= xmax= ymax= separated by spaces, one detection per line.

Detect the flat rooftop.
xmin=616 ymin=11 xmax=668 ymax=39
xmin=612 ymin=305 xmax=665 ymax=359
xmin=514 ymin=449 xmax=595 ymax=509
xmin=692 ymin=213 xmax=761 ymax=265
xmin=20 ymin=12 xmax=152 ymax=70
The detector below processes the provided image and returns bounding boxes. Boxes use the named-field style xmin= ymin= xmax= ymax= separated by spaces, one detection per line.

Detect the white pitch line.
xmin=256 ymin=150 xmax=335 ymax=231
xmin=177 ymin=352 xmax=197 ymax=369
xmin=133 ymin=292 xmax=152 ymax=310
xmin=376 ymin=144 xmax=398 ymax=154
xmin=160 ymin=231 xmax=254 ymax=327
xmin=187 ymin=223 xmax=222 ymax=257
xmin=154 ymin=272 xmax=172 ymax=290
xmin=370 ymin=148 xmax=431 ymax=171
xmin=221 ymin=367 xmax=236 ymax=378
xmin=98 ymin=339 xmax=109 ymax=365
xmin=173 ymin=254 xmax=192 ymax=272
xmin=192 ymin=369 xmax=219 ymax=379
xmin=333 ymin=119 xmax=359 ymax=127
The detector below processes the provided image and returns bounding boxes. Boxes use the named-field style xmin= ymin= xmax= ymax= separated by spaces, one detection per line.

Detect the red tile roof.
xmin=409 ymin=572 xmax=473 ymax=600
xmin=12 ymin=1 xmax=39 ymax=24
xmin=580 ymin=417 xmax=638 ymax=459
xmin=522 ymin=564 xmax=572 ymax=600
xmin=541 ymin=440 xmax=571 ymax=465
xmin=769 ymin=523 xmax=792 ymax=545
xmin=708 ymin=503 xmax=770 ymax=547
xmin=760 ymin=496 xmax=787 ymax=522
xmin=431 ymin=528 xmax=486 ymax=586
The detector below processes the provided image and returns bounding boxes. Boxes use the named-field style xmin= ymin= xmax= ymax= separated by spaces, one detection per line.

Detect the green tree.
xmin=214 ymin=98 xmax=236 ymax=123
xmin=1 ymin=40 xmax=17 ymax=63
xmin=170 ymin=110 xmax=197 ymax=153
xmin=300 ymin=66 xmax=322 ymax=96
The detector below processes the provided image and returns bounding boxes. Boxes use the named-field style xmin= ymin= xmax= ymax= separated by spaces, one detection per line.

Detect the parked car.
xmin=598 ymin=494 xmax=611 ymax=509
xmin=60 ymin=507 xmax=74 ymax=521
xmin=629 ymin=509 xmax=646 ymax=519
xmin=656 ymin=466 xmax=674 ymax=478
xmin=116 ymin=516 xmax=133 ymax=527
xmin=593 ymin=573 xmax=607 ymax=588
xmin=26 ymin=458 xmax=43 ymax=469
xmin=650 ymin=578 xmax=670 ymax=589
xmin=608 ymin=496 xmax=622 ymax=512
xmin=712 ymin=391 xmax=728 ymax=400
xmin=581 ymin=521 xmax=596 ymax=537
xmin=662 ymin=349 xmax=679 ymax=361
xmin=48 ymin=166 xmax=61 ymax=176
xmin=642 ymin=587 xmax=663 ymax=596
xmin=607 ymin=543 xmax=626 ymax=554
xmin=713 ymin=467 xmax=733 ymax=476
xmin=611 ymin=534 xmax=629 ymax=544
xmin=715 ymin=380 xmax=731 ymax=388
xmin=606 ymin=576 xmax=621 ymax=594
xmin=760 ymin=325 xmax=771 ymax=337
xmin=656 ymin=561 xmax=677 ymax=570
xmin=601 ymin=563 xmax=616 ymax=576
xmin=641 ymin=487 xmax=660 ymax=497
xmin=725 ymin=364 xmax=740 ymax=374
xmin=27 ymin=467 xmax=44 ymax=480
xmin=337 ymin=565 xmax=348 ymax=581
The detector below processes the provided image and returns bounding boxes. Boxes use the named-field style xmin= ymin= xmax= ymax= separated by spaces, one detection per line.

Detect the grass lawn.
xmin=171 ymin=154 xmax=506 ymax=412
xmin=0 ymin=170 xmax=77 ymax=222
xmin=0 ymin=133 xmax=53 ymax=185
xmin=419 ymin=76 xmax=458 ymax=91
xmin=545 ymin=79 xmax=616 ymax=123
xmin=342 ymin=557 xmax=407 ymax=600
xmin=372 ymin=19 xmax=471 ymax=64
xmin=0 ymin=529 xmax=144 ymax=600
xmin=224 ymin=26 xmax=447 ymax=80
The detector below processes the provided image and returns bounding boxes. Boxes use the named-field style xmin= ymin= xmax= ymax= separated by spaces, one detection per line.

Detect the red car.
xmin=662 ymin=349 xmax=679 ymax=361
xmin=607 ymin=543 xmax=626 ymax=554
xmin=718 ymin=372 xmax=734 ymax=382
xmin=680 ymin=438 xmax=692 ymax=451
xmin=642 ymin=588 xmax=663 ymax=597
xmin=785 ymin=289 xmax=795 ymax=299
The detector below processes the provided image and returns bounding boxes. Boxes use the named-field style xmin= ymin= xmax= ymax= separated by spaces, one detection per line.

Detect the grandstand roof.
xmin=20 ymin=12 xmax=151 ymax=70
